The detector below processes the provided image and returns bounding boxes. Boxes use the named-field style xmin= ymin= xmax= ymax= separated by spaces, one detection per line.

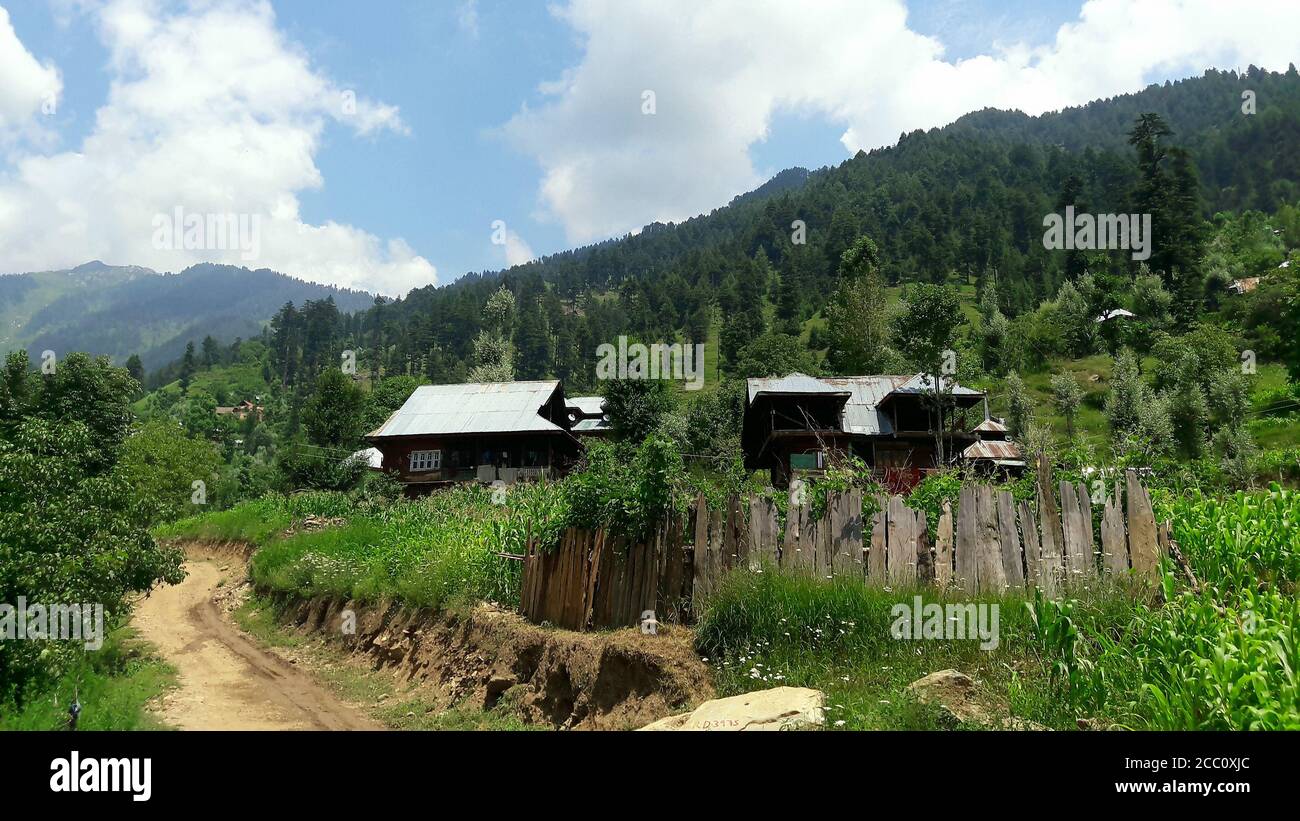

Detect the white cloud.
xmin=0 ymin=6 xmax=61 ymax=143
xmin=503 ymin=227 xmax=535 ymax=267
xmin=0 ymin=0 xmax=434 ymax=296
xmin=505 ymin=0 xmax=1300 ymax=245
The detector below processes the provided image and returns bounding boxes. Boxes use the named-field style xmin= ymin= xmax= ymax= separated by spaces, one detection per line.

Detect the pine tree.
xmin=179 ymin=342 xmax=196 ymax=395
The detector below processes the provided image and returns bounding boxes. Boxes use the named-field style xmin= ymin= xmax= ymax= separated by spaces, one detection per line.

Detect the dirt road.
xmin=132 ymin=554 xmax=378 ymax=730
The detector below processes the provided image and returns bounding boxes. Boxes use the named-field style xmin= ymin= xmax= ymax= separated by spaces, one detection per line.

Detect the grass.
xmin=694 ymin=570 xmax=1134 ymax=730
xmin=0 ymin=628 xmax=177 ymax=731
xmin=155 ymin=495 xmax=296 ymax=545
xmin=162 ymin=484 xmax=557 ymax=610
xmin=694 ymin=486 xmax=1300 ymax=731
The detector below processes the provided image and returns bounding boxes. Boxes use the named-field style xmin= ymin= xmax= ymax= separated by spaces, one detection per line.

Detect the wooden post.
xmin=1036 ymin=452 xmax=1064 ymax=595
xmin=1076 ymin=481 xmax=1096 ymax=578
xmin=886 ymin=495 xmax=915 ymax=586
xmin=1059 ymin=481 xmax=1087 ymax=584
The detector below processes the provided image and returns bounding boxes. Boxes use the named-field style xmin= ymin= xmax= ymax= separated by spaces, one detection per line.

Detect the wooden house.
xmin=742 ymin=372 xmax=993 ymax=491
xmin=367 ymin=380 xmax=580 ymax=491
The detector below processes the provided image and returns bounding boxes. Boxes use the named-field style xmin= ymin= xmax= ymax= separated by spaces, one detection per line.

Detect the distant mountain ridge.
xmin=0 ymin=261 xmax=374 ymax=370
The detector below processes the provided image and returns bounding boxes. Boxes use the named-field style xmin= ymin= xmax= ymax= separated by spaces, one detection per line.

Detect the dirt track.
xmin=132 ymin=554 xmax=378 ymax=730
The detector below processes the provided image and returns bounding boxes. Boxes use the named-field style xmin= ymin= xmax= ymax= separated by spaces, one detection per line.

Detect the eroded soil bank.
xmin=268 ymin=590 xmax=714 ymax=730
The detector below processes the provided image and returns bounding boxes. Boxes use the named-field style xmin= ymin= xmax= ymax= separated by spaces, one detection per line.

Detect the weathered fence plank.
xmin=996 ymin=490 xmax=1024 ymax=586
xmin=1060 ymin=481 xmax=1089 ymax=583
xmin=974 ymin=485 xmax=1006 ymax=593
xmin=748 ymin=495 xmax=778 ymax=568
xmin=1101 ymin=484 xmax=1128 ymax=575
xmin=1076 ymin=481 xmax=1097 ymax=578
xmin=1018 ymin=499 xmax=1041 ymax=589
xmin=934 ymin=501 xmax=954 ymax=588
xmin=1036 ymin=453 xmax=1064 ymax=595
xmin=886 ymin=495 xmax=915 ymax=586
xmin=1126 ymin=469 xmax=1159 ymax=581
xmin=867 ymin=495 xmax=887 ymax=584
xmin=955 ymin=484 xmax=978 ymax=592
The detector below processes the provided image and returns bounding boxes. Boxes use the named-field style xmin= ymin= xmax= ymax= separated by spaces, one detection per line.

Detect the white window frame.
xmin=409 ymin=449 xmax=442 ymax=472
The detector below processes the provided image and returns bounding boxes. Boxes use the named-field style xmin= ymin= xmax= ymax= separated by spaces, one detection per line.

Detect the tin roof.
xmin=820 ymin=376 xmax=910 ymax=436
xmin=746 ymin=372 xmax=850 ymax=405
xmin=747 ymin=373 xmax=986 ymax=437
xmin=566 ymin=396 xmax=607 ymax=416
xmin=572 ymin=417 xmax=611 ymax=433
xmin=888 ymin=373 xmax=985 ymax=397
xmin=369 ymin=381 xmax=565 ymax=438
xmin=962 ymin=439 xmax=1024 ymax=461
xmin=973 ymin=417 xmax=1008 ymax=434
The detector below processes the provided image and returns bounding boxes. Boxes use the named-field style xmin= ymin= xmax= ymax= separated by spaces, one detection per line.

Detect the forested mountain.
xmin=0 ymin=261 xmax=374 ymax=370
xmin=313 ymin=66 xmax=1299 ymax=393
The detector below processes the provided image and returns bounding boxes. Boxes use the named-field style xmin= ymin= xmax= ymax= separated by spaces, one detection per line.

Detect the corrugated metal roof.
xmin=369 ymin=381 xmax=564 ymax=438
xmin=821 ymin=376 xmax=909 ymax=436
xmin=572 ymin=418 xmax=611 ymax=433
xmin=890 ymin=373 xmax=984 ymax=397
xmin=566 ymin=396 xmax=606 ymax=416
xmin=973 ymin=418 xmax=1008 ymax=434
xmin=962 ymin=440 xmax=1024 ymax=460
xmin=747 ymin=372 xmax=850 ymax=405
xmin=747 ymin=373 xmax=987 ymax=437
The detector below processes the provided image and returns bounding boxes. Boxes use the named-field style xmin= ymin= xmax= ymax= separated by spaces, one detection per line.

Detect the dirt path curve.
xmin=132 ymin=553 xmax=378 ymax=730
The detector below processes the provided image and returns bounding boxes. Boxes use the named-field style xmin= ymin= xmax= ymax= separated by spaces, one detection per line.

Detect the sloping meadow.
xmin=158 ymin=483 xmax=566 ymax=610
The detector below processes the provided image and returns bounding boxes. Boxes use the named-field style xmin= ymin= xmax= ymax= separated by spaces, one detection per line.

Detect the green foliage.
xmin=733 ymin=332 xmax=816 ymax=379
xmin=0 ymin=629 xmax=175 ymax=731
xmin=0 ymin=417 xmax=185 ymax=706
xmin=1 ymin=350 xmax=139 ymax=472
xmin=362 ymin=374 xmax=423 ymax=433
xmin=1006 ymin=372 xmax=1034 ymax=440
xmin=117 ymin=419 xmax=223 ymax=522
xmin=905 ymin=470 xmax=963 ymax=537
xmin=894 ymin=282 xmax=964 ymax=374
xmin=1050 ymin=372 xmax=1085 ymax=437
xmin=275 ymin=443 xmax=368 ymax=492
xmin=562 ymin=435 xmax=687 ymax=539
xmin=603 ymin=377 xmax=677 ymax=443
xmin=303 ymin=368 xmax=366 ymax=450
xmin=825 ymin=236 xmax=897 ymax=374
xmin=1025 ymin=591 xmax=1106 ymax=714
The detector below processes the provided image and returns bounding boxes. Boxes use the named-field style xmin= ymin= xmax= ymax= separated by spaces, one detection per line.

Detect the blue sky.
xmin=1 ymin=1 xmax=1295 ymax=295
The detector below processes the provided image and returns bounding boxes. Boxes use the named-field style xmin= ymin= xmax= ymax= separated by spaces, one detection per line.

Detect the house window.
xmin=409 ymin=450 xmax=441 ymax=472
xmin=790 ymin=451 xmax=826 ymax=471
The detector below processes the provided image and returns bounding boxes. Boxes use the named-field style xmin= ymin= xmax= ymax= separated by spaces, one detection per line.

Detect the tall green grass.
xmin=1100 ymin=487 xmax=1300 ymax=729
xmin=695 ymin=488 xmax=1300 ymax=730
xmin=694 ymin=570 xmax=1136 ymax=729
xmin=162 ymin=483 xmax=566 ymax=610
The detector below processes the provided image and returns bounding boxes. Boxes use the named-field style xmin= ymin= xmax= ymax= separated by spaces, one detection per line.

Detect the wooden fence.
xmin=520 ymin=456 xmax=1171 ymax=631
